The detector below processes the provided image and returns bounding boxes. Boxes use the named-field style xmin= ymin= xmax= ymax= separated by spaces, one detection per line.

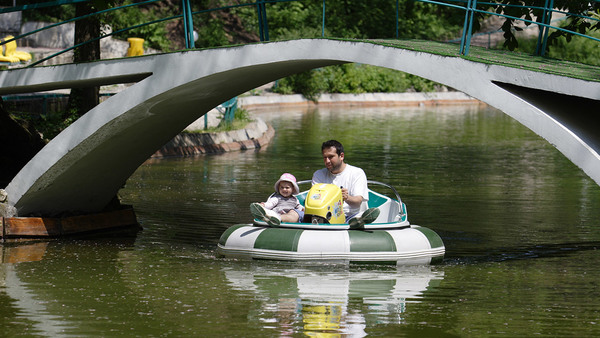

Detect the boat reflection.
xmin=222 ymin=263 xmax=444 ymax=336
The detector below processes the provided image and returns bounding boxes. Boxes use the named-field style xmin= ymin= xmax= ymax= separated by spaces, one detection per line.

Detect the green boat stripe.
xmin=414 ymin=227 xmax=444 ymax=249
xmin=254 ymin=228 xmax=304 ymax=252
xmin=218 ymin=224 xmax=247 ymax=246
xmin=349 ymin=230 xmax=396 ymax=252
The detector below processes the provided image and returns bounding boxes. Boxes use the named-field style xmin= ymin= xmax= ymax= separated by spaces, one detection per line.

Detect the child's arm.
xmin=294 ymin=199 xmax=304 ymax=212
xmin=263 ymin=195 xmax=279 ymax=210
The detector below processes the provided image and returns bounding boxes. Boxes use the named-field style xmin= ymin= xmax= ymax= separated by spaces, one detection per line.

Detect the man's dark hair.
xmin=321 ymin=140 xmax=344 ymax=155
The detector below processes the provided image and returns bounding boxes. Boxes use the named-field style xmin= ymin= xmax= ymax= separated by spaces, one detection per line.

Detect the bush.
xmin=211 ymin=107 xmax=253 ymax=132
xmin=272 ymin=64 xmax=440 ymax=101
xmin=497 ymin=23 xmax=600 ymax=66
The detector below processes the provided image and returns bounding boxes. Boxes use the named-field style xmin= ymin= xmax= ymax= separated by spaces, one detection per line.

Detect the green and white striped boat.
xmin=217 ymin=181 xmax=445 ymax=264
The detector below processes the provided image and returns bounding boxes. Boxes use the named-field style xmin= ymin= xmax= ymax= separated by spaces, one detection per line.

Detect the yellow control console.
xmin=304 ymin=184 xmax=345 ymax=224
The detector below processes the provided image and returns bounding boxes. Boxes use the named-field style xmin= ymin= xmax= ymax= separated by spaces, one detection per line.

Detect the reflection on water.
xmin=1 ymin=104 xmax=599 ymax=336
xmin=223 ymin=264 xmax=443 ymax=335
xmin=1 ymin=262 xmax=72 ymax=336
xmin=1 ymin=242 xmax=48 ymax=264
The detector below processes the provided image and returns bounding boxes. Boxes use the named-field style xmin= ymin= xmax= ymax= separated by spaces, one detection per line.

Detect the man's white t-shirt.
xmin=311 ymin=164 xmax=369 ymax=216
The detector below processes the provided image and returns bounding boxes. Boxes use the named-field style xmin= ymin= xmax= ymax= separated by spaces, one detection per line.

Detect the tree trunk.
xmin=66 ymin=2 xmax=101 ymax=119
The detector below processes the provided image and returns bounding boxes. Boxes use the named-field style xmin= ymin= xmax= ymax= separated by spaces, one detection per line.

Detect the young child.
xmin=250 ymin=173 xmax=303 ymax=226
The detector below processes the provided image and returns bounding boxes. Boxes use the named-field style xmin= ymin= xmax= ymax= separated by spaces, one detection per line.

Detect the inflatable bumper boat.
xmin=217 ymin=181 xmax=445 ymax=264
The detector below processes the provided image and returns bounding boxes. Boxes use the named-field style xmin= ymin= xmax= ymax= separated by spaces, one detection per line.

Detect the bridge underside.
xmin=2 ymin=39 xmax=599 ymax=216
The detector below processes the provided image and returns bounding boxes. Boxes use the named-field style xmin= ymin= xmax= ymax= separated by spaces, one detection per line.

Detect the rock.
xmin=0 ymin=203 xmax=17 ymax=218
xmin=0 ymin=189 xmax=17 ymax=217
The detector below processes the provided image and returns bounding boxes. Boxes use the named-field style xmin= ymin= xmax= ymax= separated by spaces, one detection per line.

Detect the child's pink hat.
xmin=274 ymin=173 xmax=299 ymax=195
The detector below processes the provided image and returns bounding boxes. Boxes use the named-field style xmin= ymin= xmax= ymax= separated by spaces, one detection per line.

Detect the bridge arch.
xmin=3 ymin=39 xmax=600 ymax=216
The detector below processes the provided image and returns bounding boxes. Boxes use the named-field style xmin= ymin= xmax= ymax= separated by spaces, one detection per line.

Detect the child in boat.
xmin=250 ymin=173 xmax=304 ymax=226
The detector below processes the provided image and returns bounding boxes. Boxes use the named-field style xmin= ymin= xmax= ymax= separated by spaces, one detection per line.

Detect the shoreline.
xmin=238 ymin=91 xmax=482 ymax=109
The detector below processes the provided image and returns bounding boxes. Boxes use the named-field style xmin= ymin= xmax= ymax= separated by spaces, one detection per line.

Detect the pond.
xmin=1 ymin=103 xmax=599 ymax=336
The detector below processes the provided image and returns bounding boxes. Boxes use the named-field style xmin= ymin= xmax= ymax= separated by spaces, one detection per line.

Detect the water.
xmin=1 ymin=104 xmax=599 ymax=336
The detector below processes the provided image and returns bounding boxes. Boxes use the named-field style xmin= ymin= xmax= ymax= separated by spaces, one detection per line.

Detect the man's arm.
xmin=346 ymin=167 xmax=369 ymax=209
xmin=342 ymin=188 xmax=363 ymax=209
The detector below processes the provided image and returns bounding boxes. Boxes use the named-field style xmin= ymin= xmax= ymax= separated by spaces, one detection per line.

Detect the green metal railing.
xmin=0 ymin=0 xmax=598 ymax=66
xmin=423 ymin=0 xmax=600 ymax=56
xmin=218 ymin=97 xmax=238 ymax=126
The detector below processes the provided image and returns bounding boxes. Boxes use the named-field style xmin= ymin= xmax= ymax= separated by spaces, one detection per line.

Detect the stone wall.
xmin=0 ymin=9 xmax=21 ymax=36
xmin=152 ymin=118 xmax=274 ymax=158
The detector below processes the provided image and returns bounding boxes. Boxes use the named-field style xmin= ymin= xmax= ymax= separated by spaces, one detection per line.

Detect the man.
xmin=312 ymin=140 xmax=379 ymax=228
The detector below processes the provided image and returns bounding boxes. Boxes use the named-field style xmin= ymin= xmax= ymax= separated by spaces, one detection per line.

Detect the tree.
xmin=66 ymin=1 xmax=102 ymax=120
xmin=260 ymin=0 xmax=463 ymax=41
xmin=66 ymin=1 xmax=124 ymax=120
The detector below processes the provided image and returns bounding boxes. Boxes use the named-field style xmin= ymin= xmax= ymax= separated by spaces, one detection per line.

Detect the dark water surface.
xmin=2 ymin=104 xmax=599 ymax=336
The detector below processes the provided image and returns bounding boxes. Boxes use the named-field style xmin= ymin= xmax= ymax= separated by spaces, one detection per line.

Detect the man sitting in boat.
xmin=250 ymin=173 xmax=303 ymax=227
xmin=312 ymin=140 xmax=379 ymax=228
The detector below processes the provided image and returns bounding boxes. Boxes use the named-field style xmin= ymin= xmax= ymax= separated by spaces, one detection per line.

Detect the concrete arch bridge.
xmin=2 ymin=39 xmax=600 ymax=217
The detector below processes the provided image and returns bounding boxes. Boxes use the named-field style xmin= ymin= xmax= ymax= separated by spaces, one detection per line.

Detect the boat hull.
xmin=217 ymin=224 xmax=445 ymax=264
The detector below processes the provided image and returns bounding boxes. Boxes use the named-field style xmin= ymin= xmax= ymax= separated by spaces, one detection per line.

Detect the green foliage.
xmin=487 ymin=0 xmax=599 ymax=51
xmin=20 ymin=1 xmax=75 ymax=22
xmin=276 ymin=69 xmax=327 ymax=102
xmin=233 ymin=106 xmax=251 ymax=122
xmin=195 ymin=17 xmax=230 ymax=48
xmin=395 ymin=2 xmax=465 ymax=40
xmin=231 ymin=0 xmax=463 ymax=41
xmin=272 ymin=64 xmax=440 ymax=101
xmin=508 ymin=28 xmax=600 ymax=66
xmin=262 ymin=1 xmax=320 ymax=39
xmin=211 ymin=107 xmax=253 ymax=132
xmin=229 ymin=5 xmax=259 ymax=38
xmin=12 ymin=108 xmax=80 ymax=141
xmin=547 ymin=34 xmax=600 ymax=67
